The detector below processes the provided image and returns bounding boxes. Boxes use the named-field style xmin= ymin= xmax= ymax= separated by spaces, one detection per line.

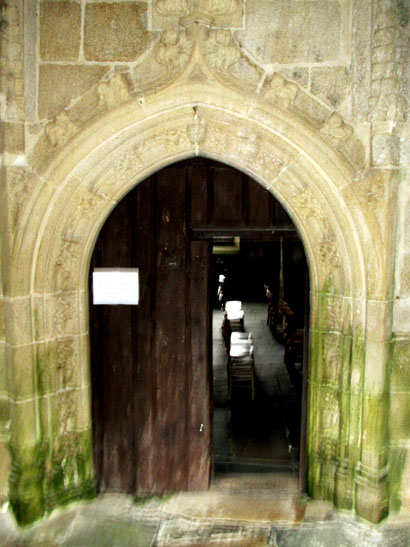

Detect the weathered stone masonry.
xmin=0 ymin=0 xmax=409 ymax=526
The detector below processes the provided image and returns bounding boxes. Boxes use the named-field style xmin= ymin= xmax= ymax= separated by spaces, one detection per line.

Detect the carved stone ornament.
xmin=187 ymin=110 xmax=207 ymax=145
xmin=235 ymin=128 xmax=259 ymax=160
xmin=102 ymin=147 xmax=144 ymax=186
xmin=319 ymin=112 xmax=353 ymax=147
xmin=45 ymin=111 xmax=77 ymax=148
xmin=252 ymin=148 xmax=283 ymax=180
xmin=55 ymin=238 xmax=81 ymax=292
xmin=266 ymin=73 xmax=298 ymax=109
xmin=318 ymin=437 xmax=338 ymax=462
xmin=205 ymin=30 xmax=240 ymax=71
xmin=155 ymin=0 xmax=188 ymax=15
xmin=292 ymin=188 xmax=324 ymax=222
xmin=317 ymin=236 xmax=341 ymax=268
xmin=207 ymin=0 xmax=239 ymax=15
xmin=159 ymin=128 xmax=191 ymax=153
xmin=155 ymin=29 xmax=193 ymax=71
xmin=97 ymin=74 xmax=131 ymax=109
xmin=56 ymin=337 xmax=75 ymax=387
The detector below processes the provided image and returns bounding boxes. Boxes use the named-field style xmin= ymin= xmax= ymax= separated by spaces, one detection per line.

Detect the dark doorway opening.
xmin=211 ymin=240 xmax=308 ymax=481
xmin=89 ymin=157 xmax=308 ymax=497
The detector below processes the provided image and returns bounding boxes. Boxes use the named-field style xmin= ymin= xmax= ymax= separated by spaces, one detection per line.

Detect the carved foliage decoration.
xmin=155 ymin=0 xmax=239 ymax=16
xmin=317 ymin=235 xmax=341 ymax=269
xmin=97 ymin=73 xmax=131 ymax=109
xmin=45 ymin=111 xmax=77 ymax=148
xmin=319 ymin=112 xmax=353 ymax=147
xmin=100 ymin=147 xmax=144 ymax=188
xmin=205 ymin=30 xmax=240 ymax=71
xmin=207 ymin=0 xmax=239 ymax=15
xmin=155 ymin=29 xmax=192 ymax=71
xmin=266 ymin=73 xmax=299 ymax=109
xmin=55 ymin=239 xmax=81 ymax=292
xmin=56 ymin=337 xmax=75 ymax=388
xmin=292 ymin=188 xmax=325 ymax=223
xmin=155 ymin=0 xmax=188 ymax=15
xmin=159 ymin=128 xmax=191 ymax=153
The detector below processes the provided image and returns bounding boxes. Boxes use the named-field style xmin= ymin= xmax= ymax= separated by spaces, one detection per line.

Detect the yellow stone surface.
xmin=84 ymin=3 xmax=149 ymax=62
xmin=40 ymin=2 xmax=81 ymax=61
xmin=39 ymin=65 xmax=109 ymax=120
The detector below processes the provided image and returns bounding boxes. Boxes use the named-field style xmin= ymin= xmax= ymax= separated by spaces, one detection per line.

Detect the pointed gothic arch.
xmin=7 ymin=82 xmax=390 ymax=524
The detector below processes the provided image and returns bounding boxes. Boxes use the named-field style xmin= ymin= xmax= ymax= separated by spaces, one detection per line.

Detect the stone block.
xmin=400 ymin=253 xmax=410 ymax=296
xmin=0 ymin=343 xmax=6 ymax=395
xmin=390 ymin=338 xmax=410 ymax=392
xmin=6 ymin=345 xmax=36 ymax=400
xmin=372 ymin=133 xmax=400 ymax=167
xmin=3 ymin=297 xmax=33 ymax=346
xmin=84 ymin=3 xmax=149 ymax=62
xmin=9 ymin=400 xmax=38 ymax=446
xmin=0 ymin=298 xmax=4 ymax=341
xmin=0 ymin=441 xmax=10 ymax=503
xmin=390 ymin=393 xmax=410 ymax=440
xmin=279 ymin=67 xmax=309 ymax=89
xmin=393 ymin=298 xmax=410 ymax=333
xmin=40 ymin=2 xmax=81 ymax=61
xmin=39 ymin=65 xmax=108 ymax=120
xmin=0 ymin=122 xmax=25 ymax=153
xmin=239 ymin=0 xmax=341 ymax=64
xmin=404 ymin=203 xmax=410 ymax=249
xmin=311 ymin=67 xmax=350 ymax=109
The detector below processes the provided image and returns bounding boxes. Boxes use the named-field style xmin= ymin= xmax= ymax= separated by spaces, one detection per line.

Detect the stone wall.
xmin=0 ymin=0 xmax=409 ymax=525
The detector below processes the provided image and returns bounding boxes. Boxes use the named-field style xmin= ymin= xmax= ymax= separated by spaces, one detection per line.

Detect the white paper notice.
xmin=93 ymin=268 xmax=139 ymax=305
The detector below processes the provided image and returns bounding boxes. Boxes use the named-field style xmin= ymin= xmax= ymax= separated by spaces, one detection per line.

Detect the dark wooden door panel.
xmin=212 ymin=166 xmax=244 ymax=226
xmin=188 ymin=240 xmax=212 ymax=489
xmin=154 ymin=166 xmax=189 ymax=492
xmin=90 ymin=195 xmax=136 ymax=493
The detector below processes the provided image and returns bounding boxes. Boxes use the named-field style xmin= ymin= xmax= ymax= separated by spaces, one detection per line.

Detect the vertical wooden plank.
xmin=211 ymin=166 xmax=243 ymax=226
xmin=247 ymin=177 xmax=273 ymax=226
xmin=189 ymin=160 xmax=208 ymax=227
xmin=91 ymin=195 xmax=136 ymax=493
xmin=187 ymin=240 xmax=212 ymax=489
xmin=154 ymin=166 xmax=189 ymax=492
xmin=133 ymin=176 xmax=157 ymax=494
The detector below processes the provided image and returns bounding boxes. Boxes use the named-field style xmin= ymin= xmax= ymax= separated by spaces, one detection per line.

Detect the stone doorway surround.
xmin=1 ymin=2 xmax=402 ymax=527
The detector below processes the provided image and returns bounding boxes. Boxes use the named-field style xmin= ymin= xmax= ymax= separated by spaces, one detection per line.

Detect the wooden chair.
xmin=228 ymin=345 xmax=255 ymax=401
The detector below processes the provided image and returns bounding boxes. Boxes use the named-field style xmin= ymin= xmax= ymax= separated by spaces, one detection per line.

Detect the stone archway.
xmin=5 ymin=77 xmax=391 ymax=524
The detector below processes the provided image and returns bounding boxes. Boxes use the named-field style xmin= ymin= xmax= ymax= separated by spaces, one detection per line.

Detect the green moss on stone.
xmin=44 ymin=430 xmax=96 ymax=512
xmin=9 ymin=443 xmax=46 ymax=525
xmin=389 ymin=447 xmax=407 ymax=512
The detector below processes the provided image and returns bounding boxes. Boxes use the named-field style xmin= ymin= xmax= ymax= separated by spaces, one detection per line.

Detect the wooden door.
xmin=90 ymin=165 xmax=212 ymax=495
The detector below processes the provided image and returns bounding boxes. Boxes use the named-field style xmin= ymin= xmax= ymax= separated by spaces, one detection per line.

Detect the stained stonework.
xmin=40 ymin=2 xmax=81 ymax=62
xmin=239 ymin=0 xmax=341 ymax=64
xmin=38 ymin=65 xmax=109 ymax=120
xmin=84 ymin=3 xmax=149 ymax=62
xmin=0 ymin=0 xmax=409 ymax=529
